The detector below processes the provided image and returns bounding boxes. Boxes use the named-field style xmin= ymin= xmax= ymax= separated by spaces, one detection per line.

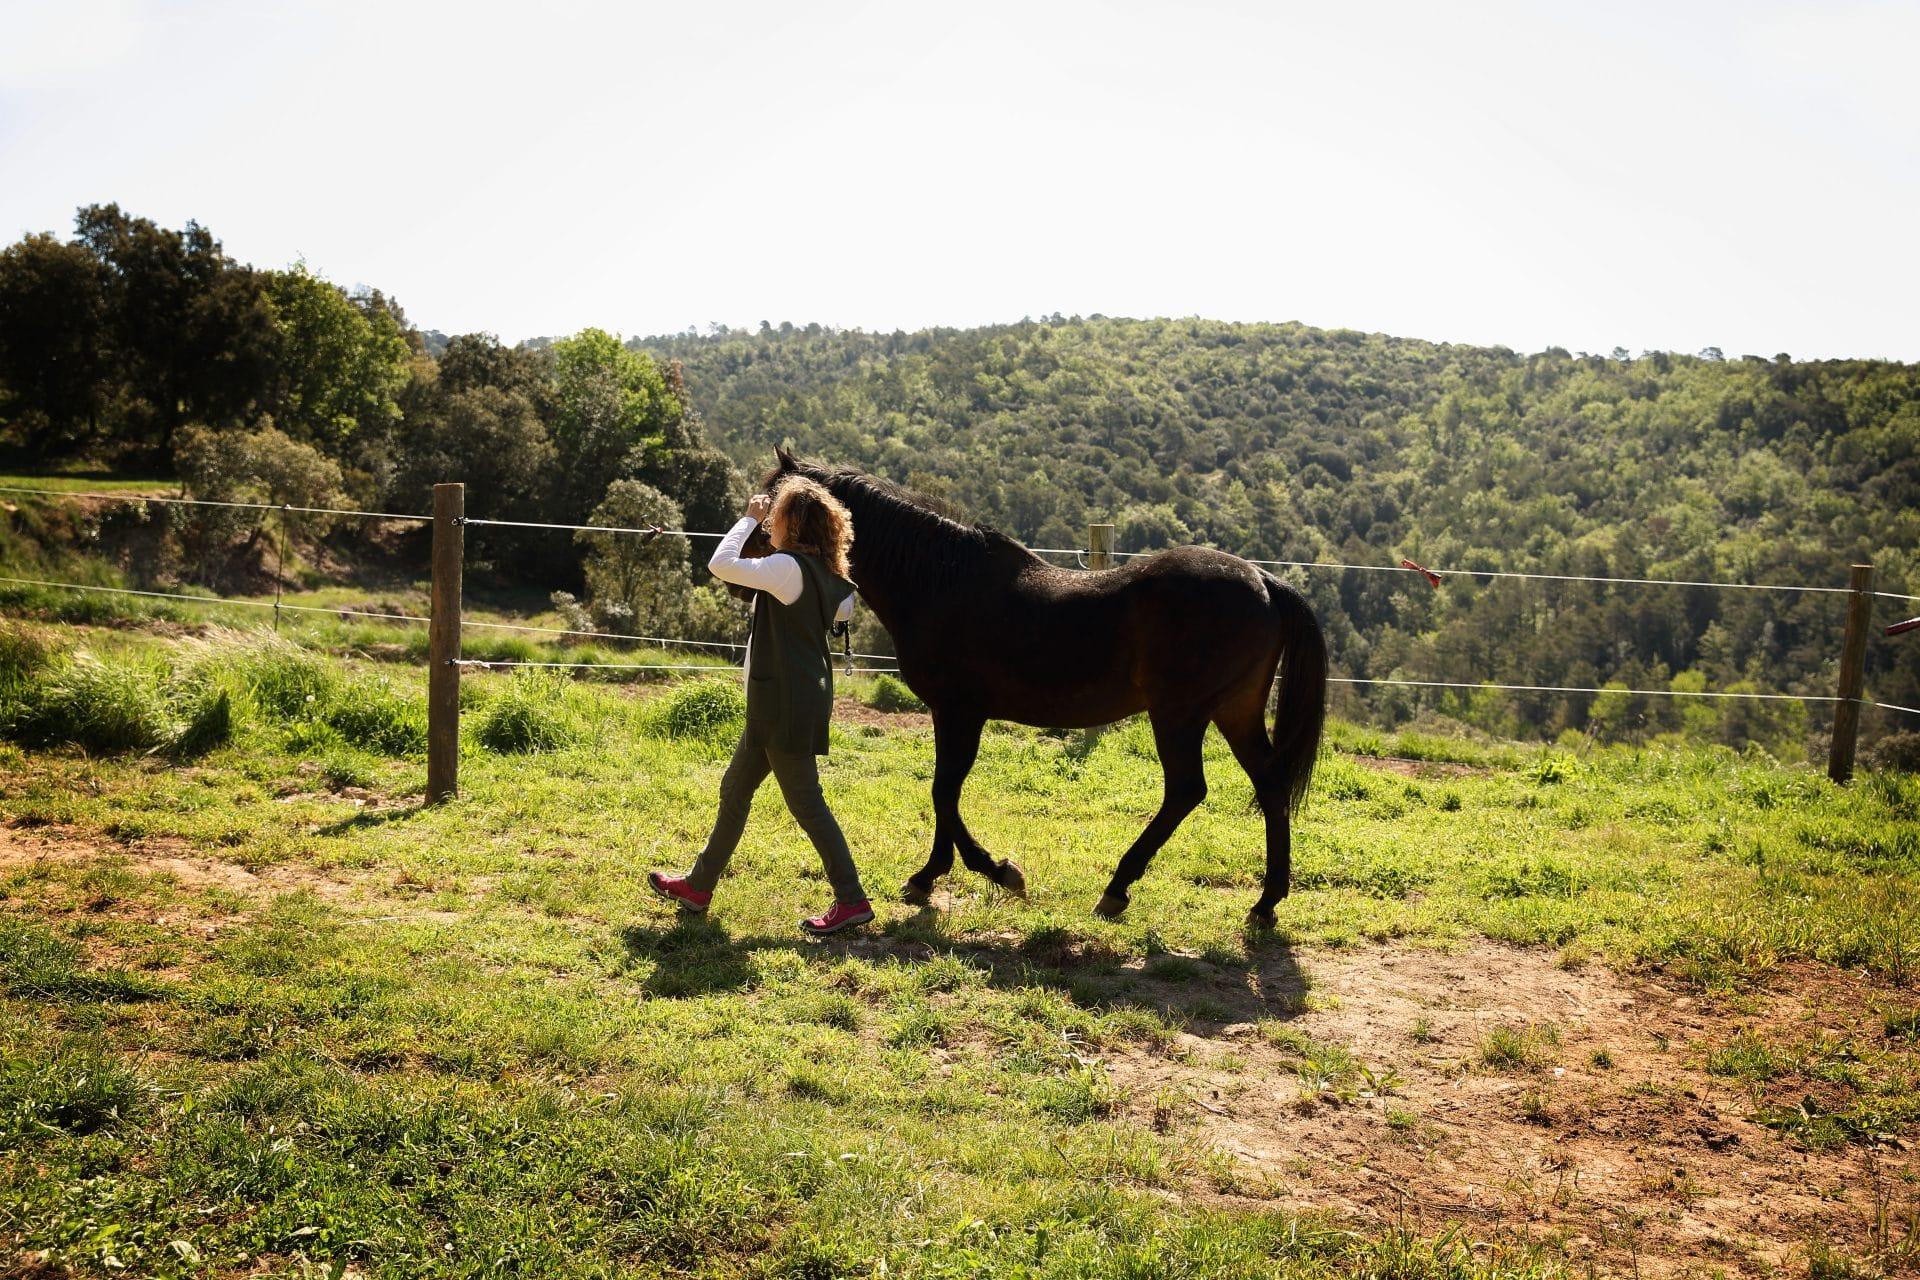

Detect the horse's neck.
xmin=852 ymin=539 xmax=1013 ymax=638
xmin=828 ymin=481 xmax=1018 ymax=632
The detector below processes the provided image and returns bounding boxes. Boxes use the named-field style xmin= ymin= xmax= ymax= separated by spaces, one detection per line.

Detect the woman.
xmin=649 ymin=478 xmax=872 ymax=936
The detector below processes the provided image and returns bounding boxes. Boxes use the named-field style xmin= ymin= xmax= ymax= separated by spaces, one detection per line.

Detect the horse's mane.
xmin=786 ymin=463 xmax=1029 ymax=593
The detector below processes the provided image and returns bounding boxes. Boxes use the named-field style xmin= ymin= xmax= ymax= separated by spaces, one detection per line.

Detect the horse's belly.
xmin=981 ymin=670 xmax=1147 ymax=728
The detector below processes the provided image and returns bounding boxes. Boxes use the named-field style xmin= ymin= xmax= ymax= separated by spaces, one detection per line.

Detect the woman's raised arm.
xmin=708 ymin=510 xmax=803 ymax=605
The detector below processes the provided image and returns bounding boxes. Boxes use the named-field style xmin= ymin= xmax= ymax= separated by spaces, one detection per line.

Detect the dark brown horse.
xmin=758 ymin=449 xmax=1328 ymax=927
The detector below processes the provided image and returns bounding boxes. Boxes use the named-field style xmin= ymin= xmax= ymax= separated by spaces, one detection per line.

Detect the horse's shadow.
xmin=618 ymin=908 xmax=1307 ymax=1035
xmin=314 ymin=802 xmax=424 ymax=837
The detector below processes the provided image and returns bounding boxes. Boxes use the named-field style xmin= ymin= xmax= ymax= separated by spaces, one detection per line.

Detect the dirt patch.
xmin=1351 ymin=754 xmax=1485 ymax=779
xmin=833 ymin=695 xmax=931 ymax=731
xmin=1096 ymin=942 xmax=1917 ymax=1277
xmin=0 ymin=821 xmax=387 ymax=932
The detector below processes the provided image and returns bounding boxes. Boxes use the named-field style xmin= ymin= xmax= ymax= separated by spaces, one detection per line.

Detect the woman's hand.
xmin=746 ymin=493 xmax=772 ymax=521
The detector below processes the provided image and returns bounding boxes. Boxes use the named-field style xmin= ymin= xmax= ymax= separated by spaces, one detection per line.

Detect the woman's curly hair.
xmin=771 ymin=476 xmax=854 ymax=580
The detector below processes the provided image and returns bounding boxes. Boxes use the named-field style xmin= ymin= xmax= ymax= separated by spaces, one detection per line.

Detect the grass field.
xmin=3 ymin=622 xmax=1919 ymax=1278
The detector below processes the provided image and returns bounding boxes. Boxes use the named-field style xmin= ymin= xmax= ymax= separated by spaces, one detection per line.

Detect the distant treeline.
xmin=2 ymin=208 xmax=1915 ymax=753
xmin=635 ymin=320 xmax=1920 ymax=755
xmin=0 ymin=205 xmax=738 ymax=588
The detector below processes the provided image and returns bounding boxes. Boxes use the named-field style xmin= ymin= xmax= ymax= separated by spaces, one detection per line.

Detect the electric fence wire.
xmin=460 ymin=616 xmax=897 ymax=662
xmin=449 ymin=658 xmax=901 ymax=674
xmin=0 ymin=484 xmax=432 ymax=523
xmin=1032 ymin=545 xmax=1898 ymax=598
xmin=12 ymin=483 xmax=1909 ymax=599
xmin=460 ymin=516 xmax=724 ymax=538
xmin=5 ymin=574 xmax=1912 ymax=713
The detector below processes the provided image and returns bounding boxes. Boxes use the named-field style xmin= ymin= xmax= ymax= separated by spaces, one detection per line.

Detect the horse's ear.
xmin=774 ymin=444 xmax=796 ymax=471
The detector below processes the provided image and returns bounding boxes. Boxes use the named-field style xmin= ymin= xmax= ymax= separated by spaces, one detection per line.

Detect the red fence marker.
xmin=1888 ymin=615 xmax=1920 ymax=637
xmin=1401 ymin=558 xmax=1443 ymax=589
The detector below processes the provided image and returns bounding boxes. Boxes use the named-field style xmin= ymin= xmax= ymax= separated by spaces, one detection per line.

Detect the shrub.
xmin=174 ymin=421 xmax=348 ymax=559
xmin=576 ymin=480 xmax=695 ymax=635
xmin=1525 ymin=754 xmax=1580 ymax=785
xmin=475 ymin=670 xmax=579 ymax=754
xmin=866 ymin=674 xmax=926 ymax=713
xmin=1866 ymin=730 xmax=1920 ymax=775
xmin=653 ymin=679 xmax=745 ymax=741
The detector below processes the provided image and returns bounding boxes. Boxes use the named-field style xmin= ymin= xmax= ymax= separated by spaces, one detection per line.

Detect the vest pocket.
xmin=746 ymin=673 xmax=778 ymax=722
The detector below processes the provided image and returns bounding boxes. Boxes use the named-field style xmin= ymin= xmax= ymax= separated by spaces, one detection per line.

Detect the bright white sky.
xmin=2 ymin=0 xmax=1916 ymax=359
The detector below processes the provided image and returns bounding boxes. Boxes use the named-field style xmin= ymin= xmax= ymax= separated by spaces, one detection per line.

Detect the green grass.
xmin=1 ymin=626 xmax=1918 ymax=1276
xmin=1478 ymin=1023 xmax=1561 ymax=1071
xmin=0 ymin=471 xmax=175 ymax=494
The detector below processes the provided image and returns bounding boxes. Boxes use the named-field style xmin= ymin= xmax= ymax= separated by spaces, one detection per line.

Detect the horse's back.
xmin=896 ymin=544 xmax=1282 ymax=726
xmin=1110 ymin=546 xmax=1282 ymax=692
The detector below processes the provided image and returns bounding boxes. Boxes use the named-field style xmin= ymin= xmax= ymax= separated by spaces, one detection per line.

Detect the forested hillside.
xmin=639 ymin=321 xmax=1920 ymax=754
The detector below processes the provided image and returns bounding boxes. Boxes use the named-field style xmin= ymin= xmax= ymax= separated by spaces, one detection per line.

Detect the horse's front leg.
xmin=1094 ymin=714 xmax=1207 ymax=918
xmin=901 ymin=713 xmax=1025 ymax=903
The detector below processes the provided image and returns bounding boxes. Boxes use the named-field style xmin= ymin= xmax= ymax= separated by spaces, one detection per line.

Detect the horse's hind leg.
xmin=1094 ymin=714 xmax=1207 ymax=918
xmin=901 ymin=713 xmax=1024 ymax=904
xmin=1216 ymin=690 xmax=1291 ymax=930
xmin=900 ymin=827 xmax=955 ymax=907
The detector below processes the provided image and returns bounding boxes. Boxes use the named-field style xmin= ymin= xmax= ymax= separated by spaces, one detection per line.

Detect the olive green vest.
xmin=746 ymin=550 xmax=856 ymax=755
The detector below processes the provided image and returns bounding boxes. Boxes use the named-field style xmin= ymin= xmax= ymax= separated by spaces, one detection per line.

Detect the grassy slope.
xmin=2 ymin=629 xmax=1918 ymax=1277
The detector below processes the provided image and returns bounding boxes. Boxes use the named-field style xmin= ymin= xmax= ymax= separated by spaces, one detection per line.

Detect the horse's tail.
xmin=1260 ymin=570 xmax=1327 ymax=811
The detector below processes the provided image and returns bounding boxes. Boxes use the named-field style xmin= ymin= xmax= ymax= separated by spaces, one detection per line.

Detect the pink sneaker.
xmin=648 ymin=871 xmax=711 ymax=914
xmin=801 ymin=899 xmax=874 ymax=937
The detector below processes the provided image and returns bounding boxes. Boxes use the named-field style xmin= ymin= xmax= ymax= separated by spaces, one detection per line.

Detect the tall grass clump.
xmin=0 ymin=620 xmax=63 ymax=687
xmin=1 ymin=1038 xmax=149 ymax=1140
xmin=4 ymin=652 xmax=176 ymax=753
xmin=1 ymin=641 xmax=239 ymax=758
xmin=227 ymin=634 xmax=340 ymax=719
xmin=324 ymin=672 xmax=428 ymax=756
xmin=475 ymin=669 xmax=581 ymax=754
xmin=203 ymin=630 xmax=423 ymax=756
xmin=651 ymin=678 xmax=745 ymax=741
xmin=0 ymin=621 xmax=63 ymax=729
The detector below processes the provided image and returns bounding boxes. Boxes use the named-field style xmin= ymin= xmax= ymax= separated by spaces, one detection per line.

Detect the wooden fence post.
xmin=1827 ymin=562 xmax=1874 ymax=785
xmin=1088 ymin=523 xmax=1114 ymax=571
xmin=427 ymin=482 xmax=464 ymax=803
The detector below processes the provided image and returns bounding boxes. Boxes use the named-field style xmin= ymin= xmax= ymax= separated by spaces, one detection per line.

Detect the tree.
xmin=263 ymin=265 xmax=410 ymax=451
xmin=173 ymin=423 xmax=347 ymax=588
xmin=73 ymin=203 xmax=276 ymax=453
xmin=547 ymin=331 xmax=740 ymax=552
xmin=574 ymin=480 xmax=694 ymax=636
xmin=0 ymin=232 xmax=110 ymax=457
xmin=549 ymin=328 xmax=671 ymax=519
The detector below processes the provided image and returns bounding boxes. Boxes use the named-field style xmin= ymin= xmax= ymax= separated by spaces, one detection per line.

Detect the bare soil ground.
xmin=1092 ymin=943 xmax=1918 ymax=1278
xmin=0 ymin=819 xmax=426 ymax=938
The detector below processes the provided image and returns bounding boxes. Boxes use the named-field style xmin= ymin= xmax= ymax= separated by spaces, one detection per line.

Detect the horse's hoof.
xmin=998 ymin=860 xmax=1027 ymax=898
xmin=1246 ymin=904 xmax=1277 ymax=931
xmin=899 ymin=880 xmax=933 ymax=907
xmin=1093 ymin=892 xmax=1129 ymax=920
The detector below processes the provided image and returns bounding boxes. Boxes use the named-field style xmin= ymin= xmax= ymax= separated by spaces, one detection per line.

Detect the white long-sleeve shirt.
xmin=708 ymin=516 xmax=855 ymax=680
